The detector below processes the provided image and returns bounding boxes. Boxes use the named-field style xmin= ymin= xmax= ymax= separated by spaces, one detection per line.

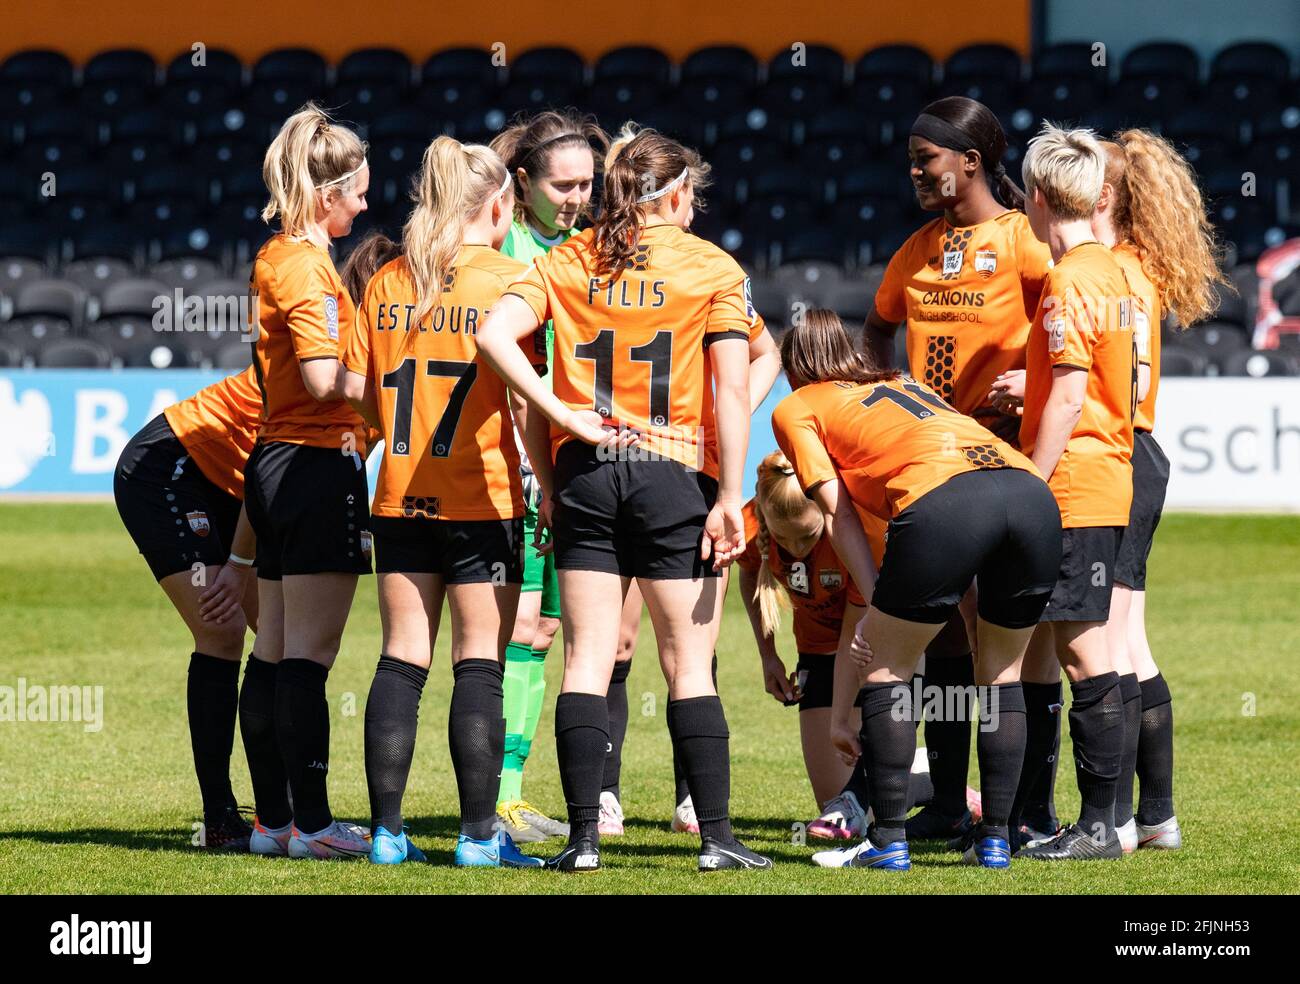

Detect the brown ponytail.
xmin=593 ymin=125 xmax=711 ymax=277
xmin=780 ymin=308 xmax=899 ymax=389
xmin=338 ymin=231 xmax=400 ymax=306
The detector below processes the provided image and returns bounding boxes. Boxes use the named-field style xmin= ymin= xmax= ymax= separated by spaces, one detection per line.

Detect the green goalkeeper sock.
xmin=517 ymin=648 xmax=550 ymax=770
xmin=499 ymin=641 xmax=533 ymax=804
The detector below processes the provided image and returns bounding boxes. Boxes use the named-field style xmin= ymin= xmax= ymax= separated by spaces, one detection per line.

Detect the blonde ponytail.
xmin=262 ymin=103 xmax=367 ymax=237
xmin=752 ymin=451 xmax=822 ymax=639
xmin=402 ymin=136 xmax=509 ymax=343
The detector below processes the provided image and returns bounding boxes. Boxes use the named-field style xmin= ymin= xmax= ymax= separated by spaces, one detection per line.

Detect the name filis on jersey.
xmin=373 ymin=303 xmax=484 ymax=335
xmin=919 ymin=289 xmax=986 ymax=307
xmin=587 ymin=277 xmax=667 ymax=308
xmin=50 ymin=914 xmax=151 ymax=964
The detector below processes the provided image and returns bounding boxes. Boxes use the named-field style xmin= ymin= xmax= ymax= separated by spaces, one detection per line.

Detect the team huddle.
xmin=113 ymin=93 xmax=1224 ymax=872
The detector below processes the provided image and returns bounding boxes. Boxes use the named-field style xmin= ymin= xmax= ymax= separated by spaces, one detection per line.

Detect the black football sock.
xmin=364 ymin=655 xmax=428 ymax=836
xmin=602 ymin=659 xmax=632 ymax=799
xmin=1115 ymin=673 xmax=1143 ymax=827
xmin=669 ymin=695 xmax=734 ymax=843
xmin=275 ymin=658 xmax=333 ymax=835
xmin=1012 ymin=680 xmax=1062 ymax=832
xmin=1136 ymin=674 xmax=1176 ymax=825
xmin=975 ymin=683 xmax=1026 ymax=843
xmin=908 ymin=767 xmax=934 ymax=810
xmin=857 ymin=681 xmax=915 ymax=847
xmin=923 ymin=655 xmax=974 ymax=815
xmin=448 ymin=659 xmax=506 ymax=841
xmin=187 ymin=651 xmax=240 ymax=821
xmin=1069 ymin=672 xmax=1123 ymax=840
xmin=670 ymin=653 xmax=718 ymax=806
xmin=555 ymin=692 xmax=609 ymax=844
xmin=238 ymin=654 xmax=291 ymax=829
xmin=842 ymin=758 xmax=871 ymax=804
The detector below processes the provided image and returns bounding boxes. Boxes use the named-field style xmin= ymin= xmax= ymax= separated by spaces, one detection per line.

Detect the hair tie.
xmin=317 ymin=158 xmax=367 ymax=189
xmin=637 ymin=166 xmax=689 ymax=203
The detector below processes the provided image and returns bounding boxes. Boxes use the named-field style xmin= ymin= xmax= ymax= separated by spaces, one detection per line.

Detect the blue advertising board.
xmin=0 ymin=369 xmax=790 ymax=500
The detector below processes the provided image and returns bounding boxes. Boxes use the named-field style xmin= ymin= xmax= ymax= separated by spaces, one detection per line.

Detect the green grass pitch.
xmin=1 ymin=503 xmax=1297 ymax=894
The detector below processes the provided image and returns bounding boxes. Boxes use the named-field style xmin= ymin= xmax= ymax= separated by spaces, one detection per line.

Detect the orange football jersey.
xmin=1111 ymin=242 xmax=1162 ymax=433
xmin=875 ymin=210 xmax=1051 ymax=426
xmin=505 ymin=221 xmax=758 ymax=478
xmin=772 ymin=376 xmax=1038 ymax=522
xmin=1019 ymin=241 xmax=1137 ymax=528
xmin=163 ymin=365 xmax=262 ymax=499
xmin=251 ymin=234 xmax=367 ymax=452
xmin=737 ymin=498 xmax=881 ymax=654
xmin=344 ymin=247 xmax=546 ymax=520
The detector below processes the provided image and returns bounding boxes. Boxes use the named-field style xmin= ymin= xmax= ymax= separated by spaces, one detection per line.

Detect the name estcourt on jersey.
xmin=372 ymin=300 xmax=487 ymax=335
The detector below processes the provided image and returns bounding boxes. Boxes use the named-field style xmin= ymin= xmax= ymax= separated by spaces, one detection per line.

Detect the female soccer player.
xmin=991 ymin=130 xmax=1226 ymax=852
xmin=486 ymin=110 xmax=608 ymax=844
xmin=862 ymin=96 xmax=1055 ymax=841
xmin=479 ymin=127 xmax=770 ymax=872
xmin=114 ymin=366 xmax=262 ymax=852
xmin=1009 ymin=124 xmax=1139 ymax=863
xmin=243 ymin=103 xmax=372 ymax=860
xmin=342 ymin=136 xmax=545 ymax=868
xmin=772 ymin=310 xmax=1062 ymax=870
xmin=736 ymin=450 xmax=884 ymax=830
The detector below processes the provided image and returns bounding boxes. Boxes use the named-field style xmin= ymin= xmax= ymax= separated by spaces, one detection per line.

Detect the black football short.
xmin=1114 ymin=430 xmax=1170 ymax=591
xmin=795 ymin=652 xmax=835 ymax=711
xmin=371 ymin=515 xmax=525 ymax=582
xmin=114 ymin=414 xmax=242 ymax=580
xmin=1040 ymin=525 xmax=1124 ymax=623
xmin=872 ymin=468 xmax=1062 ymax=629
xmin=244 ymin=441 xmax=372 ymax=580
xmin=551 ymin=440 xmax=720 ymax=580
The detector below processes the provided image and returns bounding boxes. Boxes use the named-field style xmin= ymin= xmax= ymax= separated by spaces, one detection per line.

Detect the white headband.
xmin=636 ymin=167 xmax=689 ymax=203
xmin=317 ymin=158 xmax=368 ymax=189
xmin=499 ymin=169 xmax=512 ymax=196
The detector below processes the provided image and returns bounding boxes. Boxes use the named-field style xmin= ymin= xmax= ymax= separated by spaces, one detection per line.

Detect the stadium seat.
xmin=37 ymin=336 xmax=112 ymax=368
xmin=166 ymin=46 xmax=244 ymax=88
xmin=1207 ymin=42 xmax=1289 ymax=112
xmin=151 ymin=256 xmax=223 ymax=291
xmin=423 ymin=47 xmax=500 ymax=86
xmin=10 ymin=278 xmax=87 ymax=329
xmin=338 ymin=48 xmax=412 ymax=89
xmin=0 ymin=223 xmax=54 ymax=264
xmin=0 ymin=339 xmax=24 ymax=367
xmin=945 ymin=44 xmax=1023 ymax=87
xmin=770 ymin=259 xmax=846 ymax=302
xmin=683 ymin=46 xmax=760 ymax=87
xmin=763 ymin=45 xmax=846 ymax=116
xmin=825 ymin=281 xmax=880 ymax=326
xmin=116 ymin=335 xmax=196 ymax=369
xmin=780 ymin=228 xmax=849 ymax=268
xmin=1160 ymin=344 xmax=1209 ymax=376
xmin=1221 ymin=348 xmax=1297 ymax=376
xmin=0 ymin=256 xmax=47 ymax=293
xmin=1 ymin=50 xmax=74 ymax=88
xmin=507 ymin=46 xmax=586 ymax=103
xmin=1033 ymin=42 xmax=1106 ymax=82
xmin=67 ymin=224 xmax=141 ymax=265
xmin=1121 ymin=43 xmax=1200 ymax=86
xmin=60 ymin=257 xmax=136 ymax=298
xmin=855 ymin=45 xmax=935 ymax=89
xmin=595 ymin=46 xmax=672 ymax=87
xmin=748 ymin=281 xmax=792 ymax=329
xmin=253 ymin=48 xmax=328 ymax=89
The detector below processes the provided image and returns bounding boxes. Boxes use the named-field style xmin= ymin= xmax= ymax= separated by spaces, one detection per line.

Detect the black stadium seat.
xmin=60 ymin=257 xmax=135 ymax=298
xmin=151 ymin=257 xmax=223 ymax=292
xmin=1 ymin=50 xmax=74 ymax=88
xmin=1221 ymin=348 xmax=1297 ymax=377
xmin=337 ymin=48 xmax=412 ymax=89
xmin=1160 ymin=344 xmax=1209 ymax=377
xmin=683 ymin=46 xmax=760 ymax=88
xmin=945 ymin=44 xmax=1023 ymax=87
xmin=855 ymin=45 xmax=934 ymax=89
xmin=595 ymin=47 xmax=672 ymax=87
xmin=422 ymin=48 xmax=502 ymax=91
xmin=37 ymin=337 xmax=111 ymax=368
xmin=253 ymin=48 xmax=328 ymax=90
xmin=1121 ymin=42 xmax=1200 ymax=86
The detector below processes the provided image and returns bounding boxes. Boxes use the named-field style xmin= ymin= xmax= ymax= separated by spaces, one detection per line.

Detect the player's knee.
xmin=194 ymin=620 xmax=249 ymax=662
xmin=533 ymin=615 xmax=560 ymax=652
